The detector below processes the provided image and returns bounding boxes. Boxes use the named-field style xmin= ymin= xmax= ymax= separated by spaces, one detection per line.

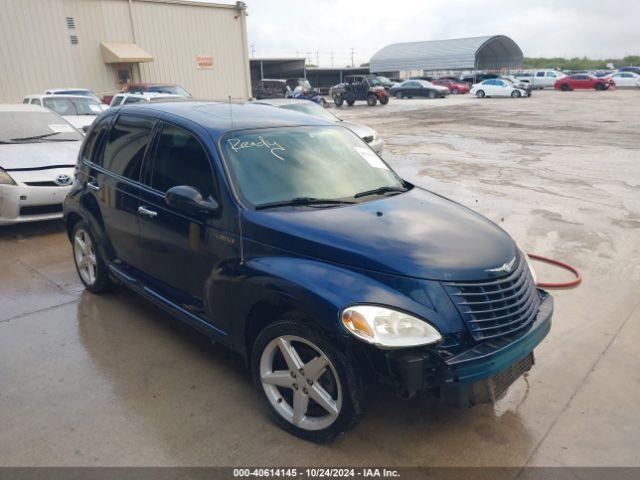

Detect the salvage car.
xmin=554 ymin=74 xmax=615 ymax=91
xmin=604 ymin=71 xmax=640 ymax=88
xmin=470 ymin=78 xmax=530 ymax=98
xmin=23 ymin=94 xmax=107 ymax=129
xmin=64 ymin=101 xmax=553 ymax=442
xmin=254 ymin=98 xmax=383 ymax=153
xmin=432 ymin=78 xmax=469 ymax=94
xmin=330 ymin=75 xmax=389 ymax=106
xmin=0 ymin=104 xmax=82 ymax=225
xmin=390 ymin=80 xmax=449 ymax=99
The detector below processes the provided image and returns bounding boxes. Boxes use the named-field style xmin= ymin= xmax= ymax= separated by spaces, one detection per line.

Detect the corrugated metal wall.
xmin=0 ymin=0 xmax=251 ymax=102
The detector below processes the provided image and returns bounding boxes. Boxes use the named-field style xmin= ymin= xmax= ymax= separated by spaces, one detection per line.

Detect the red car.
xmin=433 ymin=79 xmax=469 ymax=94
xmin=554 ymin=74 xmax=615 ymax=91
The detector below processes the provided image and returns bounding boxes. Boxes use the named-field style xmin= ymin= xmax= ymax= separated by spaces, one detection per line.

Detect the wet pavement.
xmin=1 ymin=90 xmax=639 ymax=467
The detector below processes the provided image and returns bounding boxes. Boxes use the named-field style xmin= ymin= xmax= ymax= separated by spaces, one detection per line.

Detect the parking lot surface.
xmin=1 ymin=90 xmax=639 ymax=468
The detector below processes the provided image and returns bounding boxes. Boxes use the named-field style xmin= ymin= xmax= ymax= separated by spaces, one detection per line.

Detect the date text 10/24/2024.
xmin=233 ymin=468 xmax=401 ymax=478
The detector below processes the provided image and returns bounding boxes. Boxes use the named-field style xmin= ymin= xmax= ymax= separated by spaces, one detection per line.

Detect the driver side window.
xmin=150 ymin=123 xmax=216 ymax=199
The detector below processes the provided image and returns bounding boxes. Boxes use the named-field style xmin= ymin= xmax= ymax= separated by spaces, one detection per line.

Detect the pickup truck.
xmin=513 ymin=70 xmax=566 ymax=89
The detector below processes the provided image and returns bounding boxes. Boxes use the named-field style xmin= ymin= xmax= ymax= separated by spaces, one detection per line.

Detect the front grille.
xmin=443 ymin=255 xmax=540 ymax=342
xmin=363 ymin=135 xmax=374 ymax=143
xmin=24 ymin=181 xmax=62 ymax=187
xmin=20 ymin=204 xmax=63 ymax=216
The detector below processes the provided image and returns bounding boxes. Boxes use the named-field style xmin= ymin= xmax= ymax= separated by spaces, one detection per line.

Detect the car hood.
xmin=0 ymin=141 xmax=81 ymax=170
xmin=341 ymin=121 xmax=376 ymax=140
xmin=242 ymin=187 xmax=517 ymax=281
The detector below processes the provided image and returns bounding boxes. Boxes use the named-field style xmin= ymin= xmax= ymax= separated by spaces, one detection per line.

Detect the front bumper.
xmin=387 ymin=291 xmax=553 ymax=397
xmin=0 ymin=184 xmax=71 ymax=225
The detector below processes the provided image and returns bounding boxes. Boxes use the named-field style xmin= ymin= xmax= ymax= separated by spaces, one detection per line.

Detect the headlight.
xmin=0 ymin=168 xmax=17 ymax=185
xmin=341 ymin=305 xmax=442 ymax=348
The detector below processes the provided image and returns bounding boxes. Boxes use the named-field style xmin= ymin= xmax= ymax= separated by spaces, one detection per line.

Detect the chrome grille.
xmin=443 ymin=255 xmax=540 ymax=341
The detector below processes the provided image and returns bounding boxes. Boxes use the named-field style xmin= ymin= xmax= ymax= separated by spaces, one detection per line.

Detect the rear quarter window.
xmin=101 ymin=114 xmax=155 ymax=181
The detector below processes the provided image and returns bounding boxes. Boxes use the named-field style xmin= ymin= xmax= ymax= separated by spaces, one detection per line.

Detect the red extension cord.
xmin=527 ymin=253 xmax=582 ymax=288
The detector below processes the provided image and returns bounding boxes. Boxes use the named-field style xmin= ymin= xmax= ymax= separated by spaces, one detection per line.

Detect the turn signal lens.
xmin=341 ymin=305 xmax=442 ymax=348
xmin=0 ymin=168 xmax=16 ymax=185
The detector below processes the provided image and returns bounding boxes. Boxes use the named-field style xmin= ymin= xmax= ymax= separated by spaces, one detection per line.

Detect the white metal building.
xmin=0 ymin=0 xmax=252 ymax=102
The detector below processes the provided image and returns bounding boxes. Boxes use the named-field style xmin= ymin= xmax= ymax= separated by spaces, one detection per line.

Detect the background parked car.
xmin=252 ymin=79 xmax=290 ymax=99
xmin=254 ymin=98 xmax=384 ymax=153
xmin=618 ymin=66 xmax=640 ymax=76
xmin=44 ymin=88 xmax=99 ymax=100
xmin=375 ymin=76 xmax=400 ymax=94
xmin=0 ymin=104 xmax=82 ymax=225
xmin=554 ymin=74 xmax=615 ymax=91
xmin=22 ymin=94 xmax=107 ymax=129
xmin=470 ymin=78 xmax=530 ymax=98
xmin=460 ymin=73 xmax=499 ymax=87
xmin=605 ymin=71 xmax=640 ymax=88
xmin=432 ymin=78 xmax=469 ymax=94
xmin=103 ymin=83 xmax=191 ymax=104
xmin=390 ymin=80 xmax=449 ymax=99
xmin=516 ymin=70 xmax=566 ymax=89
xmin=109 ymin=92 xmax=186 ymax=107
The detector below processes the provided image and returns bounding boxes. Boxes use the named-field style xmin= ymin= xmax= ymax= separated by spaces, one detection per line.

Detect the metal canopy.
xmin=100 ymin=42 xmax=154 ymax=64
xmin=369 ymin=35 xmax=523 ymax=72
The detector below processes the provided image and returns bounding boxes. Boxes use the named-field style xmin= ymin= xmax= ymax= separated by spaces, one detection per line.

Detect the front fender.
xmin=230 ymin=256 xmax=465 ymax=355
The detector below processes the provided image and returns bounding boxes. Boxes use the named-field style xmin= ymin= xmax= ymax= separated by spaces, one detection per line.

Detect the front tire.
xmin=72 ymin=221 xmax=112 ymax=293
xmin=511 ymin=89 xmax=521 ymax=98
xmin=379 ymin=95 xmax=389 ymax=105
xmin=452 ymin=88 xmax=459 ymax=94
xmin=333 ymin=94 xmax=344 ymax=107
xmin=366 ymin=94 xmax=377 ymax=106
xmin=476 ymin=90 xmax=485 ymax=98
xmin=561 ymin=84 xmax=570 ymax=91
xmin=395 ymin=91 xmax=403 ymax=99
xmin=427 ymin=90 xmax=437 ymax=99
xmin=251 ymin=318 xmax=364 ymax=442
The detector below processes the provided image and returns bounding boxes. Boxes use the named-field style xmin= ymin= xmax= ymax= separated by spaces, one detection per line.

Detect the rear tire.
xmin=379 ymin=95 xmax=389 ymax=105
xmin=476 ymin=90 xmax=485 ymax=98
xmin=251 ymin=317 xmax=364 ymax=442
xmin=72 ymin=221 xmax=113 ymax=294
xmin=366 ymin=94 xmax=377 ymax=106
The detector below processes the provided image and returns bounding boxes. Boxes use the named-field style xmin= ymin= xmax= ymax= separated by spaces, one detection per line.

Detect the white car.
xmin=513 ymin=70 xmax=566 ymax=89
xmin=0 ymin=105 xmax=83 ymax=225
xmin=470 ymin=78 xmax=530 ymax=98
xmin=254 ymin=98 xmax=384 ymax=153
xmin=109 ymin=92 xmax=185 ymax=107
xmin=44 ymin=88 xmax=100 ymax=100
xmin=23 ymin=94 xmax=107 ymax=130
xmin=606 ymin=71 xmax=640 ymax=88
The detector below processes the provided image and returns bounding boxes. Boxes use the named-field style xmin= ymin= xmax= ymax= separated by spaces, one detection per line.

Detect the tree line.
xmin=523 ymin=55 xmax=640 ymax=70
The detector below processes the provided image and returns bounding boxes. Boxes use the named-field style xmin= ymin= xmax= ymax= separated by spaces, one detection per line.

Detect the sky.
xmin=242 ymin=0 xmax=640 ymax=67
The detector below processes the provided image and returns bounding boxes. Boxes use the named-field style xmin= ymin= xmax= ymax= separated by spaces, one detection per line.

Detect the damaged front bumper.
xmin=384 ymin=292 xmax=553 ymax=403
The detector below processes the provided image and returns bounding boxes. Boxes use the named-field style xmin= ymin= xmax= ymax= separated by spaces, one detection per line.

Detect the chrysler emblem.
xmin=54 ymin=174 xmax=71 ymax=186
xmin=486 ymin=256 xmax=516 ymax=274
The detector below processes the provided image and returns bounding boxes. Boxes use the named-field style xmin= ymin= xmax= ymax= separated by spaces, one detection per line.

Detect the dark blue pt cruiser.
xmin=63 ymin=102 xmax=553 ymax=442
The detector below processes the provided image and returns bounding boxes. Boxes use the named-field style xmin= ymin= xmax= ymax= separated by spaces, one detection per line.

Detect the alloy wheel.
xmin=73 ymin=228 xmax=97 ymax=286
xmin=259 ymin=335 xmax=342 ymax=431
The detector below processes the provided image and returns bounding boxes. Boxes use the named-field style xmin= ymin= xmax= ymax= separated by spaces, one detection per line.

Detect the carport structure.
xmin=369 ymin=35 xmax=523 ymax=73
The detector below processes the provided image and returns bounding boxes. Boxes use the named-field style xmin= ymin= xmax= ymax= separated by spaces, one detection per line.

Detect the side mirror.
xmin=165 ymin=185 xmax=219 ymax=215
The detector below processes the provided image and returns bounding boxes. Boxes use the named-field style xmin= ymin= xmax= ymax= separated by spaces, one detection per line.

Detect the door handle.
xmin=87 ymin=181 xmax=100 ymax=191
xmin=138 ymin=206 xmax=158 ymax=218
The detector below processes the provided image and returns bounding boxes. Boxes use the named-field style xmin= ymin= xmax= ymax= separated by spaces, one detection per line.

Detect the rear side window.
xmin=150 ymin=123 xmax=215 ymax=198
xmin=124 ymin=96 xmax=146 ymax=104
xmin=81 ymin=115 xmax=112 ymax=164
xmin=111 ymin=96 xmax=123 ymax=107
xmin=102 ymin=114 xmax=155 ymax=181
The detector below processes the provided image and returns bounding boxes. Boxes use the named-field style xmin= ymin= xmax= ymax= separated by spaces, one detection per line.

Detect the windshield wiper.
xmin=10 ymin=132 xmax=62 ymax=142
xmin=255 ymin=197 xmax=355 ymax=210
xmin=354 ymin=186 xmax=407 ymax=198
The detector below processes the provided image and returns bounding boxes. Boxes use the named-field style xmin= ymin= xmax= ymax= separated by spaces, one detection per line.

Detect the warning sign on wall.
xmin=196 ymin=55 xmax=214 ymax=69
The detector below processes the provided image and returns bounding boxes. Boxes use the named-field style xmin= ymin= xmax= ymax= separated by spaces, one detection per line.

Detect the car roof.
xmin=117 ymin=101 xmax=333 ymax=137
xmin=26 ymin=94 xmax=97 ymax=100
xmin=0 ymin=104 xmax=50 ymax=113
xmin=45 ymin=88 xmax=92 ymax=93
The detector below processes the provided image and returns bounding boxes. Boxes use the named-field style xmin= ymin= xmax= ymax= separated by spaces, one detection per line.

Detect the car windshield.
xmin=43 ymin=97 xmax=104 ymax=115
xmin=279 ymin=103 xmax=338 ymax=122
xmin=368 ymin=77 xmax=382 ymax=86
xmin=53 ymin=90 xmax=93 ymax=96
xmin=0 ymin=111 xmax=82 ymax=143
xmin=220 ymin=126 xmax=404 ymax=208
xmin=377 ymin=76 xmax=391 ymax=83
xmin=148 ymin=85 xmax=191 ymax=96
